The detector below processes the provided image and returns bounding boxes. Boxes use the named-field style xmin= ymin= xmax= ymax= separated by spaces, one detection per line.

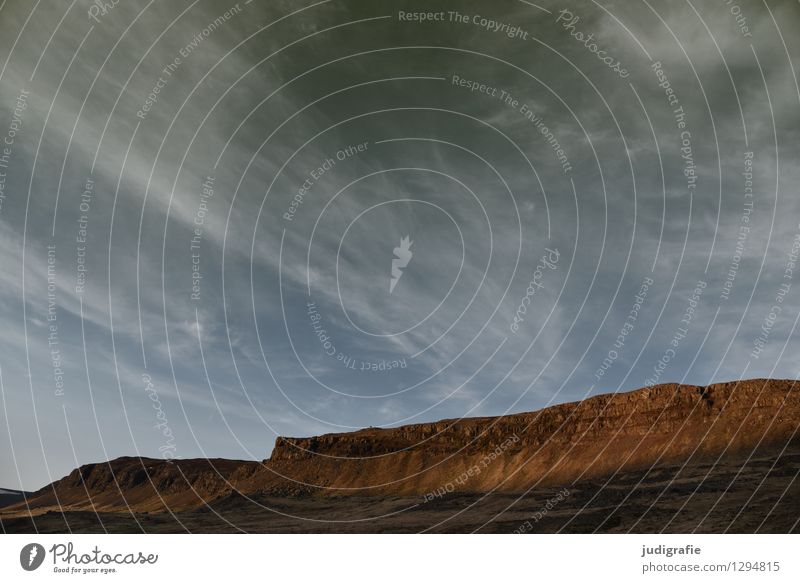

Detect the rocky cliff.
xmin=244 ymin=379 xmax=799 ymax=496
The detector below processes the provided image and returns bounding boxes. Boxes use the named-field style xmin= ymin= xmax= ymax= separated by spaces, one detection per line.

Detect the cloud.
xmin=0 ymin=0 xmax=799 ymax=489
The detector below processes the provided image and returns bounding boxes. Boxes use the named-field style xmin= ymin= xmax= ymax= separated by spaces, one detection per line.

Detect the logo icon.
xmin=389 ymin=236 xmax=413 ymax=294
xmin=20 ymin=543 xmax=45 ymax=571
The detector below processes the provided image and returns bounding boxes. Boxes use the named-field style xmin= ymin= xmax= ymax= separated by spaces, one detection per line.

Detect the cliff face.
xmin=270 ymin=380 xmax=794 ymax=460
xmin=245 ymin=379 xmax=800 ymax=496
xmin=3 ymin=379 xmax=798 ymax=514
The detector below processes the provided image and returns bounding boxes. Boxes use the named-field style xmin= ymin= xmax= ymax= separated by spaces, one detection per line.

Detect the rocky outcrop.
xmin=245 ymin=379 xmax=799 ymax=496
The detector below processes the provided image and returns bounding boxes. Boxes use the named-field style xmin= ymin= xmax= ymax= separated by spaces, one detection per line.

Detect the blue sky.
xmin=1 ymin=0 xmax=799 ymax=490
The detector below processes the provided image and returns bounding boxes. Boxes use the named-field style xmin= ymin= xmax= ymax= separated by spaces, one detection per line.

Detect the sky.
xmin=0 ymin=0 xmax=799 ymax=490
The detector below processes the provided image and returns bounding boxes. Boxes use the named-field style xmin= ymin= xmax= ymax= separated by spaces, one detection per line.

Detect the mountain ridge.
xmin=2 ymin=378 xmax=798 ymax=516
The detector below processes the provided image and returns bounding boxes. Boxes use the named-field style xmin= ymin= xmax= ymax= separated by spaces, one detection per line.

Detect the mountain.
xmin=1 ymin=378 xmax=798 ymax=532
xmin=249 ymin=378 xmax=799 ymax=496
xmin=1 ymin=458 xmax=253 ymax=515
